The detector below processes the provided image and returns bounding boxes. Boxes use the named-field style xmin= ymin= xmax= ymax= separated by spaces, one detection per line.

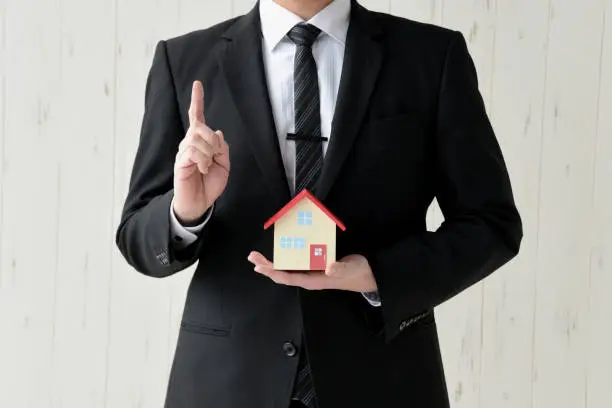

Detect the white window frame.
xmin=294 ymin=237 xmax=306 ymax=249
xmin=297 ymin=211 xmax=313 ymax=226
xmin=280 ymin=236 xmax=293 ymax=249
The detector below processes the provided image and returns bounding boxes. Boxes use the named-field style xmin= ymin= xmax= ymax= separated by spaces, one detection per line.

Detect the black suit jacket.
xmin=116 ymin=2 xmax=522 ymax=407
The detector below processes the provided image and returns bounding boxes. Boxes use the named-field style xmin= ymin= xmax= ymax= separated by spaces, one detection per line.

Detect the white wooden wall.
xmin=0 ymin=0 xmax=610 ymax=407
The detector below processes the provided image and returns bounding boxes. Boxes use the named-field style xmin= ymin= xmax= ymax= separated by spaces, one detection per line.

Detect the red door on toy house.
xmin=310 ymin=245 xmax=327 ymax=270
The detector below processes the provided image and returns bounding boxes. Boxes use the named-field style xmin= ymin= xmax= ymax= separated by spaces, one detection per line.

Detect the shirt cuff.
xmin=169 ymin=198 xmax=213 ymax=249
xmin=362 ymin=291 xmax=381 ymax=307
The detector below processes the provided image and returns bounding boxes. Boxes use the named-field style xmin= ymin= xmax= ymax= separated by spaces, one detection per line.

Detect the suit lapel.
xmin=314 ymin=3 xmax=384 ymax=201
xmin=220 ymin=5 xmax=292 ymax=204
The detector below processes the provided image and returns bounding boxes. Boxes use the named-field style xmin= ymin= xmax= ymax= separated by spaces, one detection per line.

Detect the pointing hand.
xmin=173 ymin=81 xmax=230 ymax=224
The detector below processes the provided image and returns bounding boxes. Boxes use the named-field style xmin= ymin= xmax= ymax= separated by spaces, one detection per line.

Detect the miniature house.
xmin=264 ymin=190 xmax=346 ymax=271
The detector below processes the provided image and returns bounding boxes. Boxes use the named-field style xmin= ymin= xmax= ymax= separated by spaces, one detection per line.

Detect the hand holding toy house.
xmin=264 ymin=190 xmax=346 ymax=271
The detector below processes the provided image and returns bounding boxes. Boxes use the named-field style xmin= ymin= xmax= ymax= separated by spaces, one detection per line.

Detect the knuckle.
xmin=186 ymin=148 xmax=198 ymax=162
xmin=198 ymin=151 xmax=209 ymax=163
xmin=187 ymin=130 xmax=199 ymax=142
xmin=198 ymin=144 xmax=211 ymax=156
xmin=201 ymin=128 xmax=215 ymax=142
xmin=199 ymin=151 xmax=210 ymax=162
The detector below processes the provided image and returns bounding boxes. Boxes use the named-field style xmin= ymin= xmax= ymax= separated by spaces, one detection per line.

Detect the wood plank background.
xmin=1 ymin=0 xmax=610 ymax=407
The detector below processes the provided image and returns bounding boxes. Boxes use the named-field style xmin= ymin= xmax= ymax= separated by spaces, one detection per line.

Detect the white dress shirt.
xmin=168 ymin=0 xmax=380 ymax=306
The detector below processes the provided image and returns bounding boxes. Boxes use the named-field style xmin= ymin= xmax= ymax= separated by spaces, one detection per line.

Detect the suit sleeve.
xmin=368 ymin=31 xmax=523 ymax=343
xmin=115 ymin=40 xmax=211 ymax=278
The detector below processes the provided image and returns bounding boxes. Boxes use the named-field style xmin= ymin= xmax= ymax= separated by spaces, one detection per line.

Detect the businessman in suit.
xmin=116 ymin=0 xmax=523 ymax=407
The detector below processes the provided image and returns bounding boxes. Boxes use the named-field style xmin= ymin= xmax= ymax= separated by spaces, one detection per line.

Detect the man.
xmin=116 ymin=0 xmax=523 ymax=407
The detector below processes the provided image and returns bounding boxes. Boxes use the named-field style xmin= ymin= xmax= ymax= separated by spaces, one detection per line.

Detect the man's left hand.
xmin=247 ymin=252 xmax=378 ymax=293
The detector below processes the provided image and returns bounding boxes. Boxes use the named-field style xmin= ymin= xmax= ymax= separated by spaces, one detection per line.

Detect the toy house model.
xmin=264 ymin=190 xmax=346 ymax=271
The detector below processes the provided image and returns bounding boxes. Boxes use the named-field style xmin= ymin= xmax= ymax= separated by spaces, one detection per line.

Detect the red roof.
xmin=263 ymin=189 xmax=346 ymax=231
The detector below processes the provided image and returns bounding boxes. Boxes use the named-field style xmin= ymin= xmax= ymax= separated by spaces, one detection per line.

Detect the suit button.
xmin=282 ymin=341 xmax=297 ymax=358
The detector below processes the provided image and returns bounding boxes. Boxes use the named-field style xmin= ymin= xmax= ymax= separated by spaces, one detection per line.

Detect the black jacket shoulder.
xmin=159 ymin=16 xmax=241 ymax=91
xmin=374 ymin=11 xmax=457 ymax=38
xmin=372 ymin=11 xmax=459 ymax=53
xmin=165 ymin=16 xmax=239 ymax=53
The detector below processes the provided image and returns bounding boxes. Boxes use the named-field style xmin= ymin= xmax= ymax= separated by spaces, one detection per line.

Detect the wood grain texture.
xmin=588 ymin=6 xmax=611 ymax=407
xmin=532 ymin=1 xmax=607 ymax=407
xmin=0 ymin=1 xmax=63 ymax=406
xmin=233 ymin=0 xmax=258 ymax=16
xmin=0 ymin=1 xmax=611 ymax=407
xmin=47 ymin=1 xmax=117 ymax=407
xmin=479 ymin=1 xmax=549 ymax=407
xmin=390 ymin=0 xmax=443 ymax=25
xmin=0 ymin=2 xmax=7 ymax=404
xmin=0 ymin=0 xmax=6 ymax=295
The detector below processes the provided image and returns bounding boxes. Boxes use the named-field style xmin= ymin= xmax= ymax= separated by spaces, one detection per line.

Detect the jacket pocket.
xmin=180 ymin=320 xmax=231 ymax=337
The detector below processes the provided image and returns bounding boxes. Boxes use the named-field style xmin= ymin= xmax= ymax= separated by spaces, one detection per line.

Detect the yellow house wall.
xmin=273 ymin=198 xmax=337 ymax=270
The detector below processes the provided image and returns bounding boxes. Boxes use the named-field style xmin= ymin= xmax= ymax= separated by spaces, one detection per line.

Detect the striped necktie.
xmin=289 ymin=23 xmax=324 ymax=196
xmin=286 ymin=22 xmax=322 ymax=408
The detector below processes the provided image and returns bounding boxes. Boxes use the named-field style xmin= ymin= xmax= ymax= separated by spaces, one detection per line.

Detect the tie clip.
xmin=286 ymin=133 xmax=329 ymax=142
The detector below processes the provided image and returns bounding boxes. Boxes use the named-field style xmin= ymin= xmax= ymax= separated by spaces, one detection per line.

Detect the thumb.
xmin=189 ymin=80 xmax=205 ymax=125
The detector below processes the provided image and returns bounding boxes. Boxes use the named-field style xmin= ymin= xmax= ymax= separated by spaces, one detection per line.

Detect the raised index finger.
xmin=189 ymin=80 xmax=205 ymax=126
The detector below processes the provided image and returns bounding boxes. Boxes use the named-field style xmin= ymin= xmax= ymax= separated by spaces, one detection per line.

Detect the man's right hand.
xmin=173 ymin=80 xmax=231 ymax=224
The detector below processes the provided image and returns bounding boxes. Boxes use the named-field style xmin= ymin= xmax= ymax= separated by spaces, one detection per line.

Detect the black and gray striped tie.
xmin=289 ymin=23 xmax=324 ymax=196
xmin=287 ymin=23 xmax=321 ymax=408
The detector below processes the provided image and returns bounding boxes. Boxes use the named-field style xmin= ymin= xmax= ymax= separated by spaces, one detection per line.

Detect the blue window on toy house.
xmin=294 ymin=238 xmax=306 ymax=249
xmin=280 ymin=236 xmax=292 ymax=249
xmin=297 ymin=211 xmax=312 ymax=225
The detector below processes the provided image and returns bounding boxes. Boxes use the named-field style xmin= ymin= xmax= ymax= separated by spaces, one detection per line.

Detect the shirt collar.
xmin=259 ymin=0 xmax=351 ymax=51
